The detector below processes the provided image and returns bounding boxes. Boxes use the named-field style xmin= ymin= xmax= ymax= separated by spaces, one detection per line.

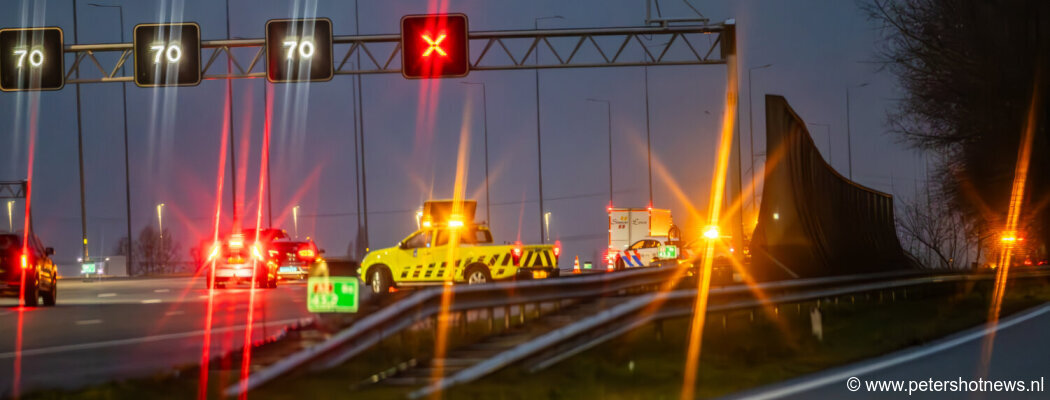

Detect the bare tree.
xmin=134 ymin=225 xmax=180 ymax=275
xmin=897 ymin=190 xmax=975 ymax=269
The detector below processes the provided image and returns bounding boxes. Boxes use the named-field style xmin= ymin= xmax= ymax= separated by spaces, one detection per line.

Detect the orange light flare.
xmin=681 ymin=62 xmax=738 ymax=400
xmin=198 ymin=74 xmax=235 ymax=400
xmin=429 ymin=92 xmax=473 ymax=399
xmin=980 ymin=81 xmax=1041 ymax=378
xmin=236 ymin=79 xmax=275 ymax=400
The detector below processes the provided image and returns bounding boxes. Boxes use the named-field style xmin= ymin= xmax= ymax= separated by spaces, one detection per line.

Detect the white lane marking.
xmin=730 ymin=302 xmax=1050 ymax=400
xmin=141 ymin=299 xmax=162 ymax=304
xmin=0 ymin=317 xmax=313 ymax=359
xmin=97 ymin=293 xmax=117 ymax=298
xmin=154 ymin=289 xmax=170 ymax=293
xmin=75 ymin=319 xmax=102 ymax=325
xmin=165 ymin=310 xmax=184 ymax=316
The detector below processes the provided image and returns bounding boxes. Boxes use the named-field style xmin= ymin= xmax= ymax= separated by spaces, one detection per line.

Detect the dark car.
xmin=0 ymin=231 xmax=57 ymax=306
xmin=203 ymin=228 xmax=289 ymax=289
xmin=271 ymin=238 xmax=322 ymax=280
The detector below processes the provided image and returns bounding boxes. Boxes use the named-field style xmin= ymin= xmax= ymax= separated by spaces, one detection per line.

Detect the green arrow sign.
xmin=307 ymin=276 xmax=359 ymax=313
xmin=658 ymin=245 xmax=678 ymax=259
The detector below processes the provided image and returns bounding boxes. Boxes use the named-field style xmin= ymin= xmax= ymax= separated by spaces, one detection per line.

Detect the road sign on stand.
xmin=307 ymin=276 xmax=359 ymax=313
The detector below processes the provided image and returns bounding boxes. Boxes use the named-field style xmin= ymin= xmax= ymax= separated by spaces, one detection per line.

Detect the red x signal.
xmin=400 ymin=13 xmax=469 ymax=79
xmin=422 ymin=34 xmax=447 ymax=57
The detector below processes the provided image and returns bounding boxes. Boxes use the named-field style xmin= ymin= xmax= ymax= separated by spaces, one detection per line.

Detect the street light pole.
xmin=292 ymin=205 xmax=300 ymax=239
xmin=846 ymin=82 xmax=869 ymax=181
xmin=225 ymin=0 xmax=238 ymax=222
xmin=88 ymin=1 xmax=134 ymax=275
xmin=534 ymin=15 xmax=563 ymax=244
xmin=587 ymin=98 xmax=613 ymax=207
xmin=72 ymin=0 xmax=89 ymax=262
xmin=640 ymin=39 xmax=669 ymax=208
xmin=460 ymin=82 xmax=491 ymax=227
xmin=157 ymin=203 xmax=165 ymax=239
xmin=747 ymin=63 xmax=772 ymax=219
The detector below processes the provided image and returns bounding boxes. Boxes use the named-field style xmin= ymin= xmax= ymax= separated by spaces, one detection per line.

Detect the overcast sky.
xmin=0 ymin=0 xmax=926 ymax=269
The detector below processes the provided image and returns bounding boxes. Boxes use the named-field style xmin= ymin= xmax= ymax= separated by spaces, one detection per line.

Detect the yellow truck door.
xmin=396 ymin=229 xmax=433 ymax=282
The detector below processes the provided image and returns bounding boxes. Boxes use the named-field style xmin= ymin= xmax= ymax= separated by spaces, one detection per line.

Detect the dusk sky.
xmin=0 ymin=0 xmax=924 ymax=271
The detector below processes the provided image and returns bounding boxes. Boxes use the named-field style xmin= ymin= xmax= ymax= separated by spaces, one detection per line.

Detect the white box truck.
xmin=606 ymin=207 xmax=681 ymax=270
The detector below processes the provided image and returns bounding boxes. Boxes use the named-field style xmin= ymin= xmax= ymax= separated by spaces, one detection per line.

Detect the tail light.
xmin=229 ymin=234 xmax=244 ymax=249
xmin=511 ymin=242 xmax=524 ymax=266
xmin=251 ymin=244 xmax=263 ymax=261
xmin=553 ymin=240 xmax=561 ymax=262
xmin=20 ymin=253 xmax=28 ymax=269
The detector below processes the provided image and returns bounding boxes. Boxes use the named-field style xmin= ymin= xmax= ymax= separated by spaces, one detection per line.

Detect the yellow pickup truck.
xmin=359 ymin=216 xmax=560 ymax=295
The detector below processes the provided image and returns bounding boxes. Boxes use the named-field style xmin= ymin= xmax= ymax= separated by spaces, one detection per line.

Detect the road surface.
xmin=0 ymin=276 xmax=322 ymax=395
xmin=724 ymin=302 xmax=1050 ymax=399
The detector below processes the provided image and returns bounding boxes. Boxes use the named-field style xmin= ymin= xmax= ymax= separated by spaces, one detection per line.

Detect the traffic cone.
xmin=573 ymin=256 xmax=581 ymax=274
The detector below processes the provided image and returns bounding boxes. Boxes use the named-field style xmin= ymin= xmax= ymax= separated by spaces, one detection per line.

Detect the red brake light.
xmin=553 ymin=241 xmax=561 ymax=258
xmin=229 ymin=234 xmax=244 ymax=249
xmin=512 ymin=242 xmax=523 ymax=266
xmin=20 ymin=253 xmax=28 ymax=269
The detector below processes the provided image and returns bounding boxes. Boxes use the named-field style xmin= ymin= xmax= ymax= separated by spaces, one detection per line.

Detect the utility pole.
xmin=355 ymin=0 xmax=369 ymax=250
xmin=72 ymin=0 xmax=89 ymax=262
xmin=87 ymin=1 xmax=134 ymax=273
xmin=846 ymin=82 xmax=869 ymax=181
xmin=534 ymin=15 xmax=563 ymax=244
xmin=461 ymin=82 xmax=491 ymax=227
xmin=225 ymin=0 xmax=238 ymax=223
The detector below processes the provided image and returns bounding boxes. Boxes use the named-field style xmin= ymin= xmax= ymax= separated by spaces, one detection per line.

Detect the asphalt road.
xmin=724 ymin=302 xmax=1050 ymax=400
xmin=0 ymin=275 xmax=326 ymax=395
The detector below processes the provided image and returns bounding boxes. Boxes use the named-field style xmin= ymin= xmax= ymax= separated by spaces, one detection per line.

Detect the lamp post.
xmin=641 ymin=40 xmax=668 ymax=207
xmin=846 ymin=82 xmax=869 ymax=181
xmin=156 ymin=203 xmax=165 ymax=240
xmin=806 ymin=123 xmax=832 ymax=164
xmin=292 ymin=205 xmax=300 ymax=239
xmin=87 ymin=1 xmax=134 ymax=276
xmin=460 ymin=81 xmax=491 ymax=227
xmin=747 ymin=63 xmax=772 ymax=218
xmin=586 ymin=98 xmax=614 ymax=207
xmin=534 ymin=15 xmax=564 ymax=244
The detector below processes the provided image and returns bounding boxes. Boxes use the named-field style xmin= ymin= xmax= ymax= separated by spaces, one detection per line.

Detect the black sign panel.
xmin=133 ymin=23 xmax=201 ymax=87
xmin=0 ymin=27 xmax=64 ymax=91
xmin=265 ymin=18 xmax=333 ymax=83
xmin=400 ymin=14 xmax=469 ymax=79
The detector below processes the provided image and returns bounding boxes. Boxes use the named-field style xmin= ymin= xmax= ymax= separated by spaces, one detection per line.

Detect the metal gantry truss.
xmin=0 ymin=181 xmax=28 ymax=199
xmin=64 ymin=23 xmax=731 ymax=84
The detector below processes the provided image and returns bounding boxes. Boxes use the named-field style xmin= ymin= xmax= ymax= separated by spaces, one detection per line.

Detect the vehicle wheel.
xmin=465 ymin=265 xmax=491 ymax=285
xmin=42 ymin=277 xmax=57 ymax=306
xmin=23 ymin=273 xmax=39 ymax=307
xmin=370 ymin=266 xmax=392 ymax=295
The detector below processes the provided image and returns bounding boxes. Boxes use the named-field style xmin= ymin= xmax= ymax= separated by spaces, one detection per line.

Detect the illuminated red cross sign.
xmin=400 ymin=13 xmax=469 ymax=79
xmin=422 ymin=34 xmax=447 ymax=57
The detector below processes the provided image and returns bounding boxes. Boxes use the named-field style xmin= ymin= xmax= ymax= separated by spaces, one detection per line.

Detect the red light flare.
xmin=980 ymin=78 xmax=1041 ymax=377
xmin=198 ymin=77 xmax=235 ymax=400
xmin=11 ymin=91 xmax=40 ymax=400
xmin=236 ymin=80 xmax=274 ymax=399
xmin=411 ymin=1 xmax=451 ymax=160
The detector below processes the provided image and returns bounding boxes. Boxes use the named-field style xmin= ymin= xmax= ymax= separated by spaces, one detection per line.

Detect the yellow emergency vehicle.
xmin=359 ymin=200 xmax=560 ymax=295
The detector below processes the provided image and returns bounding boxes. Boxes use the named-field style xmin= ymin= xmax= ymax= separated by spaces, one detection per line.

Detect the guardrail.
xmin=227 ymin=266 xmax=1036 ymax=396
xmin=408 ymin=269 xmax=1050 ymax=398
xmin=225 ymin=265 xmax=684 ymax=395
